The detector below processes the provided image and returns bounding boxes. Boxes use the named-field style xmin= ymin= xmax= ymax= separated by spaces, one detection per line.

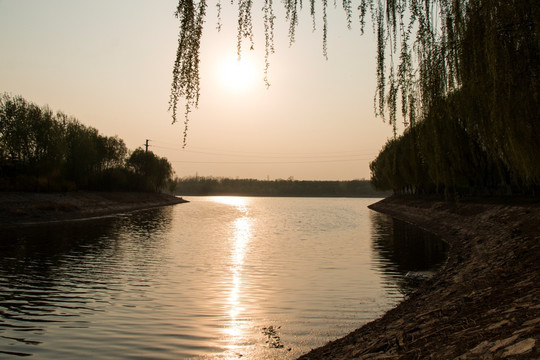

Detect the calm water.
xmin=0 ymin=197 xmax=447 ymax=359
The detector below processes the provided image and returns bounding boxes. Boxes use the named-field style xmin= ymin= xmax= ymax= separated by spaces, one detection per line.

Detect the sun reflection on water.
xmin=226 ymin=216 xmax=252 ymax=338
xmin=211 ymin=196 xmax=249 ymax=210
xmin=211 ymin=197 xmax=254 ymax=356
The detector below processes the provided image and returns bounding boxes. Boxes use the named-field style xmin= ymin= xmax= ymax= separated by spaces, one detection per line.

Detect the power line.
xmin=152 ymin=145 xmax=376 ymax=159
xmin=150 ymin=141 xmax=376 ymax=157
xmin=170 ymin=158 xmax=371 ymax=164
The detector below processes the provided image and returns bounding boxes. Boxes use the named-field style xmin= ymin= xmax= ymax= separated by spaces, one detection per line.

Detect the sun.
xmin=219 ymin=56 xmax=257 ymax=92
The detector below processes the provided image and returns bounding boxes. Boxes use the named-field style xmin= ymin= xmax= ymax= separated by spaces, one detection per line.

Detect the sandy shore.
xmin=299 ymin=196 xmax=539 ymax=359
xmin=0 ymin=191 xmax=188 ymax=227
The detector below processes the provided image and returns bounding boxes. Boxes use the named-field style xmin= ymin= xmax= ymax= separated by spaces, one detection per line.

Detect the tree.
xmin=64 ymin=120 xmax=101 ymax=186
xmin=127 ymin=149 xmax=174 ymax=192
xmin=170 ymin=0 xmax=540 ymax=191
xmin=97 ymin=135 xmax=128 ymax=171
xmin=0 ymin=93 xmax=140 ymax=191
xmin=0 ymin=94 xmax=66 ymax=189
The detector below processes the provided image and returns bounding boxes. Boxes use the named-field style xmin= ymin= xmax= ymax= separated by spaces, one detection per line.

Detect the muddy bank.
xmin=0 ymin=192 xmax=188 ymax=227
xmin=299 ymin=196 xmax=539 ymax=359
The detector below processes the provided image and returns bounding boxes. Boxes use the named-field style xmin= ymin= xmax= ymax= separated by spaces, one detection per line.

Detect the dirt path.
xmin=0 ymin=192 xmax=188 ymax=227
xmin=298 ymin=196 xmax=539 ymax=359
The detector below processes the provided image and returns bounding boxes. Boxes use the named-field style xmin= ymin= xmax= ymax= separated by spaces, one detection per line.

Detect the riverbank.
xmin=0 ymin=192 xmax=188 ymax=227
xmin=299 ymin=196 xmax=539 ymax=359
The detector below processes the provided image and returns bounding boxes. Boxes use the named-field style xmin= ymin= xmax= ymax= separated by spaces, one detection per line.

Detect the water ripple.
xmin=0 ymin=197 xmax=447 ymax=359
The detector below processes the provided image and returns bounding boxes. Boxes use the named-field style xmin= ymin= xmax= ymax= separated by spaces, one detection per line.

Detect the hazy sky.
xmin=0 ymin=0 xmax=395 ymax=180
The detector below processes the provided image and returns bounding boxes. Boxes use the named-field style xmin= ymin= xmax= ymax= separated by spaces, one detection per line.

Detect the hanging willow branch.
xmin=263 ymin=0 xmax=276 ymax=87
xmin=237 ymin=0 xmax=254 ymax=56
xmin=169 ymin=0 xmax=471 ymax=139
xmin=169 ymin=0 xmax=207 ymax=147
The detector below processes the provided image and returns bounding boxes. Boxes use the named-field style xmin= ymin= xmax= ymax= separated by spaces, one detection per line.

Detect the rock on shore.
xmin=299 ymin=196 xmax=539 ymax=359
xmin=0 ymin=192 xmax=188 ymax=227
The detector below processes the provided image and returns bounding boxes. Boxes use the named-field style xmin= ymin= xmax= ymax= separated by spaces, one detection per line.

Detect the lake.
xmin=0 ymin=196 xmax=447 ymax=359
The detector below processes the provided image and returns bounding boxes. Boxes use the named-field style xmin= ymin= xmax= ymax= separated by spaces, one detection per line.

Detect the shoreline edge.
xmin=298 ymin=196 xmax=539 ymax=359
xmin=0 ymin=192 xmax=188 ymax=227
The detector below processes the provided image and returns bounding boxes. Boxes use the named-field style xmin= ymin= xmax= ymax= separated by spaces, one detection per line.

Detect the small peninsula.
xmin=0 ymin=192 xmax=187 ymax=227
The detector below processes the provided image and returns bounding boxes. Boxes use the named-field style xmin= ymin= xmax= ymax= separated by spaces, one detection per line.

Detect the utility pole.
xmin=145 ymin=139 xmax=150 ymax=153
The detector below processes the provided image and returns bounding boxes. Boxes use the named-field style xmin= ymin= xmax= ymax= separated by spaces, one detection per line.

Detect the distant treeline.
xmin=174 ymin=176 xmax=389 ymax=197
xmin=369 ymin=1 xmax=539 ymax=198
xmin=0 ymin=93 xmax=174 ymax=192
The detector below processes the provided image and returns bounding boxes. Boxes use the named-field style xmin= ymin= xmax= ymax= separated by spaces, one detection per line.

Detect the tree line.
xmin=174 ymin=176 xmax=389 ymax=197
xmin=369 ymin=0 xmax=539 ymax=198
xmin=0 ymin=93 xmax=174 ymax=192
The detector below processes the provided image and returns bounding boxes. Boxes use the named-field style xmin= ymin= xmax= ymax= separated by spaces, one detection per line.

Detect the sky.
xmin=0 ymin=0 xmax=396 ymax=181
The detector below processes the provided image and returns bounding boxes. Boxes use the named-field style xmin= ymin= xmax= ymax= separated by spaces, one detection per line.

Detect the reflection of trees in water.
xmin=117 ymin=206 xmax=174 ymax=237
xmin=369 ymin=211 xmax=448 ymax=294
xmin=0 ymin=206 xmax=174 ymax=351
xmin=0 ymin=219 xmax=120 ymax=350
xmin=0 ymin=207 xmax=174 ymax=273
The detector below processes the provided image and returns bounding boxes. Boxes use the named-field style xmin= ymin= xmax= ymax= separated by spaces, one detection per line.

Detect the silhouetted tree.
xmin=169 ymin=1 xmax=539 ymax=194
xmin=0 ymin=94 xmax=170 ymax=192
xmin=127 ymin=149 xmax=174 ymax=192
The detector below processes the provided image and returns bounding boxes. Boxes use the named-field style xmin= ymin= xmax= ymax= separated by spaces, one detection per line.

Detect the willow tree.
xmin=170 ymin=0 xmax=540 ymax=185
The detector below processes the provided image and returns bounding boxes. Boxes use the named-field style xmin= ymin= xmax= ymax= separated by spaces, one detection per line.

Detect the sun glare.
xmin=219 ymin=56 xmax=257 ymax=92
